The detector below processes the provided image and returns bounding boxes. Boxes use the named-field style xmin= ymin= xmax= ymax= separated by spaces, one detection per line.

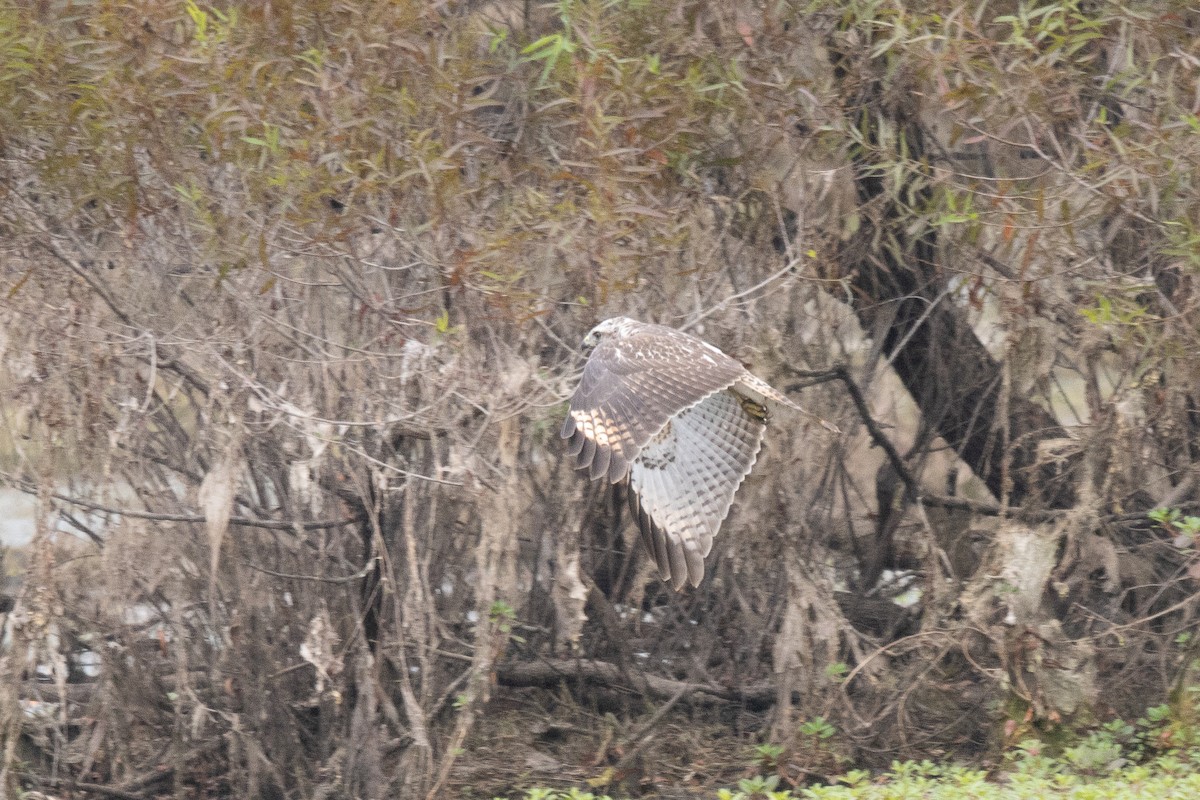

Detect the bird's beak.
xmin=581 ymin=333 xmax=598 ymax=353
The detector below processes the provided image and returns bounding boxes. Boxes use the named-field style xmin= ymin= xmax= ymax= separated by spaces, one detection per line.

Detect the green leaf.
xmin=521 ymin=34 xmax=563 ymax=56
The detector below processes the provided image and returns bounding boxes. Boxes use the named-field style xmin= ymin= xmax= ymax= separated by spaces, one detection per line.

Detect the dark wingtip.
xmin=629 ymin=487 xmax=654 ymax=561
xmin=684 ymin=550 xmax=705 ymax=589
xmin=630 ymin=484 xmax=691 ymax=587
xmin=666 ymin=539 xmax=688 ymax=591
xmin=606 ymin=452 xmax=628 ymax=484
xmin=575 ymin=437 xmax=597 ymax=471
xmin=655 ymin=554 xmax=672 ymax=583
xmin=589 ymin=446 xmax=612 ymax=481
xmin=670 ymin=560 xmax=688 ymax=591
xmin=639 ymin=505 xmax=672 ymax=583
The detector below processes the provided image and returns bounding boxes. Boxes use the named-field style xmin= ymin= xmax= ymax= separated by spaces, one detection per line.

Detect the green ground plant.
xmin=498 ymin=707 xmax=1200 ymax=799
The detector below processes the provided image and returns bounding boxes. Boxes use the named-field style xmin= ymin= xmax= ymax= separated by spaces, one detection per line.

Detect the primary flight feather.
xmin=562 ymin=317 xmax=809 ymax=590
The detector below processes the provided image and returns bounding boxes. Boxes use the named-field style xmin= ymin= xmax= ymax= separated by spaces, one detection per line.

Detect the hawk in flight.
xmin=562 ymin=317 xmax=814 ymax=589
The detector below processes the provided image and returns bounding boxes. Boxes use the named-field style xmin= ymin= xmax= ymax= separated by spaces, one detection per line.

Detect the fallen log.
xmin=494 ymin=658 xmax=776 ymax=708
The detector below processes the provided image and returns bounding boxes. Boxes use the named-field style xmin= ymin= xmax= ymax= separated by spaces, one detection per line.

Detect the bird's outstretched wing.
xmin=562 ymin=317 xmax=816 ymax=590
xmin=561 ymin=323 xmax=744 ymax=483
xmin=627 ymin=390 xmax=766 ymax=589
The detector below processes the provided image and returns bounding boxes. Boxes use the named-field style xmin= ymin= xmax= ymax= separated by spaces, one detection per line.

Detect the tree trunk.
xmin=834 ymin=58 xmax=1072 ymax=510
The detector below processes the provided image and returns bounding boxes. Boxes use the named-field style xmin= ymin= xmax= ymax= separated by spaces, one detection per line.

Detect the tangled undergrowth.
xmin=5 ymin=2 xmax=1200 ymax=798
xmin=478 ymin=703 xmax=1200 ymax=800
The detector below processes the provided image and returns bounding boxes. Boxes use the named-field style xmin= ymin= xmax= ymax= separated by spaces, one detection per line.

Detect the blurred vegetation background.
xmin=1 ymin=1 xmax=1199 ymax=797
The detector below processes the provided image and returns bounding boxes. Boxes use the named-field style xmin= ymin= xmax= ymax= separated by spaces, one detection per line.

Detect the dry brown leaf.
xmin=197 ymin=435 xmax=244 ymax=591
xmin=300 ymin=606 xmax=342 ymax=693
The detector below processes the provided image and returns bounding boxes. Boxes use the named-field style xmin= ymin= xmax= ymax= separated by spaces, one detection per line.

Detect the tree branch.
xmin=2 ymin=473 xmax=359 ymax=532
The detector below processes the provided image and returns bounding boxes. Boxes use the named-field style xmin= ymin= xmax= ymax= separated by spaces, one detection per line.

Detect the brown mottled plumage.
xmin=561 ymin=317 xmax=809 ymax=589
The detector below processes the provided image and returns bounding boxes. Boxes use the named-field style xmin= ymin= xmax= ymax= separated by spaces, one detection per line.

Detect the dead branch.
xmin=2 ymin=474 xmax=360 ymax=532
xmin=824 ymin=364 xmax=920 ymax=501
xmin=494 ymin=659 xmax=775 ymax=707
xmin=26 ymin=766 xmax=175 ymax=800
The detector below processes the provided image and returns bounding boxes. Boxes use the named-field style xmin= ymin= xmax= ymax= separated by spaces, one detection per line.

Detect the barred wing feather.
xmin=627 ymin=390 xmax=766 ymax=589
xmin=561 ymin=330 xmax=744 ymax=483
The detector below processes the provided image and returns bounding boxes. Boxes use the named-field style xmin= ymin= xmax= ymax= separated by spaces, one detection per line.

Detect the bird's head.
xmin=581 ymin=317 xmax=632 ymax=353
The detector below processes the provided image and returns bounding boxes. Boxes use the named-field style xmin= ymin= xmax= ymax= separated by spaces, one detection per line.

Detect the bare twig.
xmin=241 ymin=556 xmax=378 ymax=583
xmin=611 ymin=682 xmax=693 ymax=774
xmin=1 ymin=473 xmax=359 ymax=532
